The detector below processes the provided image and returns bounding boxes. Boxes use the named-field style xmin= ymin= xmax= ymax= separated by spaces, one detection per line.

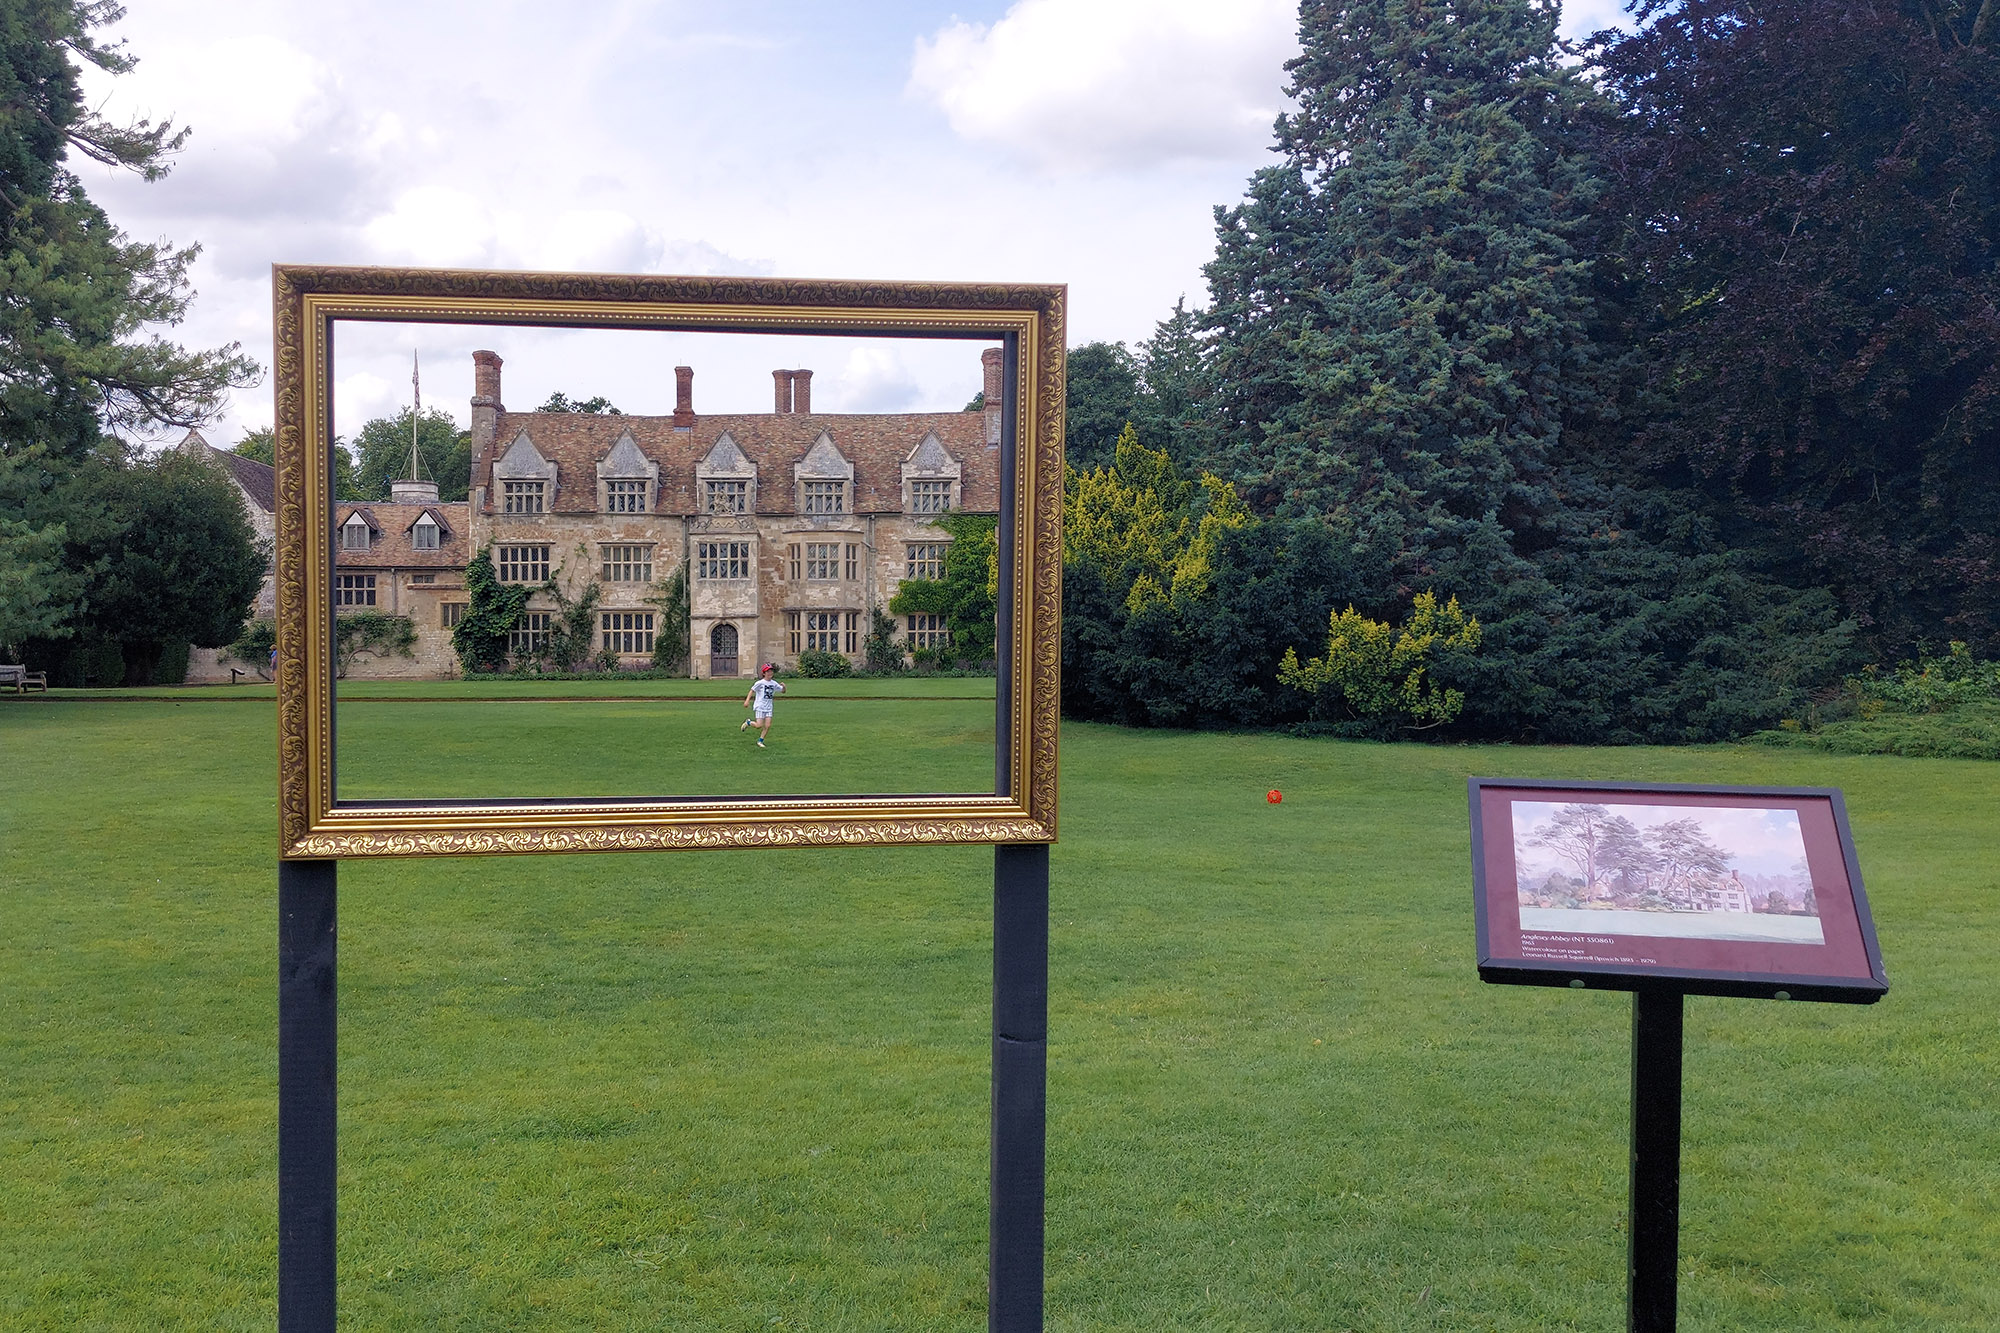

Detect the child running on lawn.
xmin=740 ymin=663 xmax=784 ymax=747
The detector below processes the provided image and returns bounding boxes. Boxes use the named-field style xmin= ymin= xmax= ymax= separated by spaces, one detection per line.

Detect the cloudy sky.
xmin=75 ymin=0 xmax=1629 ymax=448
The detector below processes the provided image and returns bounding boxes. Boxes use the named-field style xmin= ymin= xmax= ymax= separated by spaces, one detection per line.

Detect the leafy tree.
xmin=1062 ymin=342 xmax=1141 ymax=473
xmin=1277 ymin=591 xmax=1482 ymax=731
xmin=17 ymin=449 xmax=265 ymax=682
xmin=1597 ymin=816 xmax=1659 ymax=896
xmin=0 ymin=0 xmax=257 ymax=460
xmin=1194 ymin=0 xmax=1629 ymax=737
xmin=1590 ymin=0 xmax=2000 ymax=658
xmin=452 ymin=547 xmax=528 ymax=673
xmin=1062 ymin=427 xmax=1364 ymax=729
xmin=1063 ymin=312 xmax=1214 ymax=473
xmin=889 ymin=510 xmax=998 ymax=664
xmin=350 ymin=408 xmax=470 ymax=502
xmin=232 ymin=425 xmax=362 ymax=499
xmin=228 ymin=428 xmax=273 ymax=466
xmin=0 ymin=446 xmax=77 ymax=656
xmin=536 ymin=392 xmax=620 ymax=415
xmin=1176 ymin=0 xmax=1863 ymax=743
xmin=0 ymin=510 xmax=68 ymax=655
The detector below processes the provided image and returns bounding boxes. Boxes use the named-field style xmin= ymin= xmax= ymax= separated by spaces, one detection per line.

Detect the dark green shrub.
xmin=794 ymin=649 xmax=853 ymax=678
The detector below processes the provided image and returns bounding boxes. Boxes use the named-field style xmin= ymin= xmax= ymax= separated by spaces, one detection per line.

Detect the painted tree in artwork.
xmin=1595 ymin=815 xmax=1658 ymax=897
xmin=1647 ymin=819 xmax=1730 ymax=905
xmin=1524 ymin=805 xmax=1615 ymax=895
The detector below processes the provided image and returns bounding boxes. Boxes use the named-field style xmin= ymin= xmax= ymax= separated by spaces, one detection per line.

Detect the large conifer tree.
xmin=1189 ymin=0 xmax=1859 ymax=741
xmin=0 ymin=0 xmax=256 ymax=459
xmin=1205 ymin=0 xmax=1604 ymax=578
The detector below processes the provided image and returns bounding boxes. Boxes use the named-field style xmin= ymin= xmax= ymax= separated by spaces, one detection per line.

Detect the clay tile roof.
xmin=333 ymin=502 xmax=472 ymax=570
xmin=477 ymin=410 xmax=997 ymax=517
xmin=183 ymin=430 xmax=276 ymax=512
xmin=216 ymin=450 xmax=276 ymax=512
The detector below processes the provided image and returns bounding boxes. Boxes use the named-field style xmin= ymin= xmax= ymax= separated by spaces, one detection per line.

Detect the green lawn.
xmin=2 ymin=690 xmax=1996 ymax=1330
xmin=333 ymin=679 xmax=998 ymax=800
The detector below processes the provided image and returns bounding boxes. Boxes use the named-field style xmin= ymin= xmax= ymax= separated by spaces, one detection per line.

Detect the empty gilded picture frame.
xmin=272 ymin=266 xmax=1064 ymax=858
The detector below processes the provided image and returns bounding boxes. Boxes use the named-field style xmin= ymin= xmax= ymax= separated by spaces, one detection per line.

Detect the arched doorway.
xmin=709 ymin=622 xmax=739 ymax=677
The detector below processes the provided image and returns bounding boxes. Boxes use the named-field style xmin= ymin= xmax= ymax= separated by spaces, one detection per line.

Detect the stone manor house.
xmin=208 ymin=346 xmax=1003 ymax=681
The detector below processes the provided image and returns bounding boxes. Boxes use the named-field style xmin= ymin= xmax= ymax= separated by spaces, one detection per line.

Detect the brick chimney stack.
xmin=791 ymin=368 xmax=812 ymax=415
xmin=470 ymin=350 xmax=504 ymax=499
xmin=773 ymin=369 xmax=793 ymax=414
xmin=981 ymin=347 xmax=1004 ymax=446
xmin=673 ymin=365 xmax=694 ymax=428
xmin=473 ymin=349 xmax=504 ymax=408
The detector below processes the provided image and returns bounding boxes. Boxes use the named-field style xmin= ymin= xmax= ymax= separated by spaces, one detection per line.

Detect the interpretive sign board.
xmin=1470 ymin=779 xmax=1887 ymax=1003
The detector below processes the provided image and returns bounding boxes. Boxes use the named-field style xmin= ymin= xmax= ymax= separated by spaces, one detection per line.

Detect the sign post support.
xmin=1628 ymin=989 xmax=1684 ymax=1333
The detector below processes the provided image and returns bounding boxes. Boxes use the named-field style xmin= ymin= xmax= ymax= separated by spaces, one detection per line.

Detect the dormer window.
xmin=802 ymin=479 xmax=846 ymax=515
xmin=707 ymin=479 xmax=748 ymax=513
xmin=411 ymin=514 xmax=441 ymax=551
xmin=900 ymin=432 xmax=962 ymax=516
xmin=340 ymin=514 xmax=371 ymax=551
xmin=697 ymin=432 xmax=757 ymax=515
xmin=596 ymin=432 xmax=657 ymax=513
xmin=494 ymin=429 xmax=558 ymax=515
xmin=794 ymin=431 xmax=854 ymax=517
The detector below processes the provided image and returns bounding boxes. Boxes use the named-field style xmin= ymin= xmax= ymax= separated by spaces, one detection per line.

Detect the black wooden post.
xmin=1628 ymin=989 xmax=1685 ymax=1333
xmin=991 ymin=843 xmax=1049 ymax=1333
xmin=279 ymin=859 xmax=338 ymax=1333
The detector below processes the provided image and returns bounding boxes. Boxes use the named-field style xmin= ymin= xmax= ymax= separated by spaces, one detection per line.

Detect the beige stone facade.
xmin=330 ymin=497 xmax=473 ymax=678
xmin=318 ymin=346 xmax=1003 ymax=679
xmin=182 ymin=433 xmax=278 ymax=683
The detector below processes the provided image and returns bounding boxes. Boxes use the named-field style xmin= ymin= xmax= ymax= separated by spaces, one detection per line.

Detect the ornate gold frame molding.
xmin=273 ymin=266 xmax=1064 ymax=858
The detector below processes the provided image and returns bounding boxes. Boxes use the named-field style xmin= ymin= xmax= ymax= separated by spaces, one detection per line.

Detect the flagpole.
xmin=410 ymin=351 xmax=422 ymax=482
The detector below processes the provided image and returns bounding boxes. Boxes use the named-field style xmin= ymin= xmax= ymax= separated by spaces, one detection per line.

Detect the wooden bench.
xmin=0 ymin=665 xmax=48 ymax=693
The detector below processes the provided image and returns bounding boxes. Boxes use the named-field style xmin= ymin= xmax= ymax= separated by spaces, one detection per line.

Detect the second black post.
xmin=1628 ymin=989 xmax=1685 ymax=1333
xmin=991 ymin=843 xmax=1049 ymax=1333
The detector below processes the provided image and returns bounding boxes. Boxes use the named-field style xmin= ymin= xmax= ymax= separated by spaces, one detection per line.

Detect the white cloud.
xmin=77 ymin=33 xmax=386 ymax=224
xmin=908 ymin=0 xmax=1299 ymax=172
xmin=360 ymin=187 xmax=502 ymax=268
xmin=833 ymin=346 xmax=925 ymax=413
xmin=332 ymin=371 xmax=397 ymax=443
xmin=1559 ymin=0 xmax=1633 ymax=41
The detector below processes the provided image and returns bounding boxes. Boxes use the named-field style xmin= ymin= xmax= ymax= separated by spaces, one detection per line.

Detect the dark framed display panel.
xmin=1470 ymin=778 xmax=1888 ymax=1003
